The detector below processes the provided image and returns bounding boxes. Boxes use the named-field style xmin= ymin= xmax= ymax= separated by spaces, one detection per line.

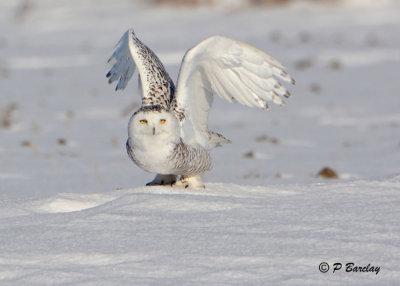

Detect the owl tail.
xmin=208 ymin=131 xmax=231 ymax=148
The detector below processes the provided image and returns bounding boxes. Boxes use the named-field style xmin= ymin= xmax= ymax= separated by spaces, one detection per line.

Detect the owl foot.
xmin=173 ymin=175 xmax=205 ymax=189
xmin=146 ymin=174 xmax=177 ymax=186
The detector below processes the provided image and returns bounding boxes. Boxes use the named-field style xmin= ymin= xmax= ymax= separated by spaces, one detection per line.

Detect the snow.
xmin=0 ymin=0 xmax=399 ymax=284
xmin=1 ymin=179 xmax=399 ymax=284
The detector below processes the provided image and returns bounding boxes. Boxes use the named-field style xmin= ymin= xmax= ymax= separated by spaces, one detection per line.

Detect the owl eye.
xmin=160 ymin=119 xmax=166 ymax=124
xmin=139 ymin=119 xmax=148 ymax=124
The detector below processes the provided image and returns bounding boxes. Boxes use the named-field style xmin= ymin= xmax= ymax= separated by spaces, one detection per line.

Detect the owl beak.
xmin=152 ymin=127 xmax=156 ymax=135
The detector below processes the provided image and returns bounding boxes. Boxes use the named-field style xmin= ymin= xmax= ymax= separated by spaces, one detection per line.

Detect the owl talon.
xmin=173 ymin=175 xmax=205 ymax=189
xmin=146 ymin=174 xmax=177 ymax=186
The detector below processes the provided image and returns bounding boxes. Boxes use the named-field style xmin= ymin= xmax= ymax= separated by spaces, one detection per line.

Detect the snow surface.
xmin=0 ymin=0 xmax=399 ymax=284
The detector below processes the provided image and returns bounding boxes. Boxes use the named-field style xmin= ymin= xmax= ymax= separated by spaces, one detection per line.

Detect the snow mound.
xmin=36 ymin=193 xmax=118 ymax=213
xmin=1 ymin=180 xmax=399 ymax=285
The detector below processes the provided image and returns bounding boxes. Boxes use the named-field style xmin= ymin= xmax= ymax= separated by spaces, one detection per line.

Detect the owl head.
xmin=128 ymin=105 xmax=180 ymax=143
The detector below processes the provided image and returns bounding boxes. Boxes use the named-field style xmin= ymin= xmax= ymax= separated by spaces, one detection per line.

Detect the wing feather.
xmin=174 ymin=36 xmax=295 ymax=149
xmin=233 ymin=68 xmax=273 ymax=102
xmin=206 ymin=67 xmax=236 ymax=103
xmin=107 ymin=29 xmax=175 ymax=109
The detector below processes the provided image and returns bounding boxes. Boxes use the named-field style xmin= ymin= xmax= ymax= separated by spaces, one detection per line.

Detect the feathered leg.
xmin=146 ymin=174 xmax=177 ymax=186
xmin=173 ymin=175 xmax=205 ymax=189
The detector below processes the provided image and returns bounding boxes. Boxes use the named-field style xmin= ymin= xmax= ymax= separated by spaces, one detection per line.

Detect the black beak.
xmin=152 ymin=127 xmax=155 ymax=135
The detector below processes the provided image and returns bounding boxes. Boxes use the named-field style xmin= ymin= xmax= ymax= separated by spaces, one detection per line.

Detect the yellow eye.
xmin=160 ymin=119 xmax=166 ymax=124
xmin=139 ymin=119 xmax=148 ymax=124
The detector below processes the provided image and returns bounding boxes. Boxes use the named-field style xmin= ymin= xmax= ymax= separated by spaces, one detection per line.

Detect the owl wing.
xmin=107 ymin=29 xmax=175 ymax=109
xmin=174 ymin=36 xmax=295 ymax=149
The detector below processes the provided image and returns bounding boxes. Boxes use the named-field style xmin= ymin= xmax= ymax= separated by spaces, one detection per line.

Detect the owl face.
xmin=129 ymin=109 xmax=179 ymax=140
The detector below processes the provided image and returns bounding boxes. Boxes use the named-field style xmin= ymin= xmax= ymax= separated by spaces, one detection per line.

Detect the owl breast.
xmin=126 ymin=137 xmax=177 ymax=175
xmin=126 ymin=137 xmax=212 ymax=177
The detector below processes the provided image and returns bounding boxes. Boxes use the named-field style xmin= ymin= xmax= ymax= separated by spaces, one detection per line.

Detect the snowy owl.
xmin=107 ymin=29 xmax=295 ymax=189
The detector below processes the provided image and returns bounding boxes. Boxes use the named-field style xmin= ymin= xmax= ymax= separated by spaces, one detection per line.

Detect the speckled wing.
xmin=107 ymin=29 xmax=175 ymax=109
xmin=174 ymin=36 xmax=295 ymax=149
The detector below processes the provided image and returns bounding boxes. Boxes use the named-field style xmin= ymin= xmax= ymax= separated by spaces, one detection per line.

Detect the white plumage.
xmin=107 ymin=29 xmax=295 ymax=189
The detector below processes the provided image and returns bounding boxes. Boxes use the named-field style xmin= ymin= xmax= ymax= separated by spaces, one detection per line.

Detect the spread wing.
xmin=174 ymin=35 xmax=295 ymax=149
xmin=106 ymin=29 xmax=175 ymax=109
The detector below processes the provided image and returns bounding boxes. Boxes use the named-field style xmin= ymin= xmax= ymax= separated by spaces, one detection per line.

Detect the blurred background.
xmin=1 ymin=0 xmax=399 ymax=201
